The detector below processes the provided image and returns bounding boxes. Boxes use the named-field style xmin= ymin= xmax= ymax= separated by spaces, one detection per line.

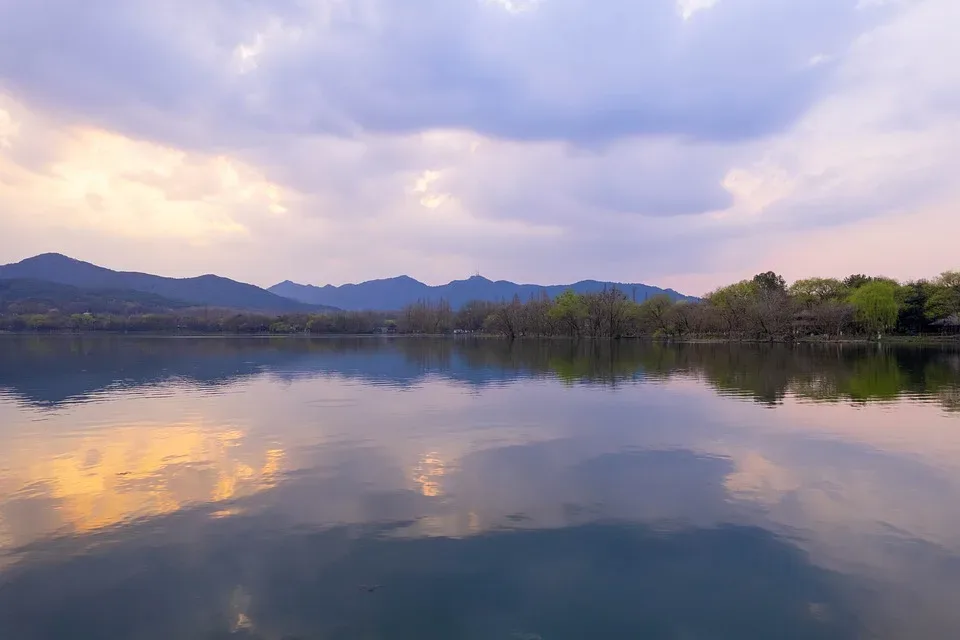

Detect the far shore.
xmin=1 ymin=331 xmax=958 ymax=346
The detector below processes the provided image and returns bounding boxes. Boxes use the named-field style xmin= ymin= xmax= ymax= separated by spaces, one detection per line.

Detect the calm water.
xmin=0 ymin=337 xmax=959 ymax=639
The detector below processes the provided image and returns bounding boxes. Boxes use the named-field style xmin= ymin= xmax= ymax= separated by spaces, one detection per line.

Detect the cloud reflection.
xmin=1 ymin=337 xmax=959 ymax=637
xmin=0 ymin=419 xmax=282 ymax=548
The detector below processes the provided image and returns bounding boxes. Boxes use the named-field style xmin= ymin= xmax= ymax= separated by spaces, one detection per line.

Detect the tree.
xmin=938 ymin=271 xmax=960 ymax=290
xmin=523 ymin=291 xmax=553 ymax=337
xmin=582 ymin=292 xmax=606 ymax=338
xmin=706 ymin=281 xmax=757 ymax=337
xmin=848 ymin=280 xmax=900 ymax=335
xmin=789 ymin=278 xmax=847 ymax=308
xmin=600 ymin=287 xmax=630 ymax=339
xmin=433 ymin=298 xmax=453 ymax=334
xmin=843 ymin=274 xmax=872 ymax=290
xmin=638 ymin=294 xmax=673 ymax=335
xmin=485 ymin=295 xmax=523 ymax=339
xmin=897 ymin=280 xmax=932 ymax=334
xmin=925 ymin=271 xmax=960 ymax=324
xmin=456 ymin=300 xmax=497 ymax=332
xmin=549 ymin=290 xmax=586 ymax=338
xmin=752 ymin=271 xmax=787 ymax=294
xmin=69 ymin=313 xmax=97 ymax=332
xmin=750 ymin=287 xmax=793 ymax=339
xmin=743 ymin=272 xmax=792 ymax=338
xmin=666 ymin=301 xmax=700 ymax=337
xmin=810 ymin=301 xmax=856 ymax=337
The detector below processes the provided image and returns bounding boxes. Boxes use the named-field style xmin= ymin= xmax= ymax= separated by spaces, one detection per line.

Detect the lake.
xmin=0 ymin=336 xmax=958 ymax=639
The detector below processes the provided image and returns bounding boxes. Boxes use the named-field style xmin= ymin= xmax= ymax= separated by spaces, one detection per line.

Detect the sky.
xmin=0 ymin=0 xmax=957 ymax=296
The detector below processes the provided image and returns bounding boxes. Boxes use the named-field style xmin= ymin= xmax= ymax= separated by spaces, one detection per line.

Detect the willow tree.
xmin=848 ymin=280 xmax=900 ymax=336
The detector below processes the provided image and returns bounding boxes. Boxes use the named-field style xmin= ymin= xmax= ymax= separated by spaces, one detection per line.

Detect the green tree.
xmin=549 ymin=290 xmax=587 ymax=337
xmin=706 ymin=280 xmax=757 ymax=336
xmin=897 ymin=280 xmax=932 ymax=334
xmin=638 ymin=294 xmax=674 ymax=335
xmin=848 ymin=280 xmax=900 ymax=335
xmin=939 ymin=270 xmax=960 ymax=290
xmin=843 ymin=274 xmax=872 ymax=290
xmin=925 ymin=271 xmax=960 ymax=324
xmin=752 ymin=271 xmax=787 ymax=294
xmin=789 ymin=278 xmax=847 ymax=308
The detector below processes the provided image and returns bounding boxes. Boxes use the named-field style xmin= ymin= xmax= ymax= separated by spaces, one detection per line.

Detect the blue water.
xmin=0 ymin=336 xmax=958 ymax=639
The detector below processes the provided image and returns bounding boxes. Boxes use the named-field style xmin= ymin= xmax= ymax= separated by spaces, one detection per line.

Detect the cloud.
xmin=0 ymin=0 xmax=881 ymax=146
xmin=0 ymin=0 xmax=956 ymax=292
xmin=676 ymin=0 xmax=721 ymax=20
xmin=0 ymin=94 xmax=286 ymax=243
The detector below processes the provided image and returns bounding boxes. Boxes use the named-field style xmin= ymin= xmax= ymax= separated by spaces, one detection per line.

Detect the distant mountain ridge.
xmin=0 ymin=254 xmax=328 ymax=313
xmin=0 ymin=253 xmax=694 ymax=314
xmin=270 ymin=274 xmax=694 ymax=311
xmin=0 ymin=278 xmax=194 ymax=315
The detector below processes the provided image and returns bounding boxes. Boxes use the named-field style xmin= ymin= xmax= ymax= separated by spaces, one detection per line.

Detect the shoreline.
xmin=1 ymin=331 xmax=957 ymax=346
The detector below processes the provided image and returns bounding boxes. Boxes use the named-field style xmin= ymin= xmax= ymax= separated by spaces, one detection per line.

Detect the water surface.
xmin=0 ymin=336 xmax=959 ymax=639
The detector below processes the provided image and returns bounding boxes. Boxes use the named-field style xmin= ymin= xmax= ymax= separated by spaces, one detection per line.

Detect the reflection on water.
xmin=0 ymin=418 xmax=283 ymax=545
xmin=1 ymin=335 xmax=956 ymax=410
xmin=0 ymin=336 xmax=958 ymax=639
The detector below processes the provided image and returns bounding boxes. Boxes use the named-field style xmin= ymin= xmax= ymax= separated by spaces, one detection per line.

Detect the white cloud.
xmin=0 ymin=107 xmax=18 ymax=149
xmin=676 ymin=0 xmax=720 ymax=20
xmin=0 ymin=95 xmax=288 ymax=247
xmin=0 ymin=0 xmax=955 ymax=291
xmin=485 ymin=0 xmax=544 ymax=14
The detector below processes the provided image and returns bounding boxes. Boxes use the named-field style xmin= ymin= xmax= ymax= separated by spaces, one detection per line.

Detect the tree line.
xmin=2 ymin=270 xmax=958 ymax=339
xmin=0 ymin=308 xmax=392 ymax=334
xmin=399 ymin=270 xmax=960 ymax=340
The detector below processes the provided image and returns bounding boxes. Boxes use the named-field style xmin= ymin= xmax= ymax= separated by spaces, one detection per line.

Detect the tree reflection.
xmin=1 ymin=336 xmax=957 ymax=411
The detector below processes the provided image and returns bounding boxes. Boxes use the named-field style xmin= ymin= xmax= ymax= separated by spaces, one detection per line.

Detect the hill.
xmin=0 ymin=278 xmax=194 ymax=315
xmin=270 ymin=274 xmax=695 ymax=311
xmin=0 ymin=254 xmax=328 ymax=313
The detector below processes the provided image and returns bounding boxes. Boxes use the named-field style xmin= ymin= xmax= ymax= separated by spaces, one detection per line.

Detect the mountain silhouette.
xmin=0 ymin=254 xmax=326 ymax=313
xmin=270 ymin=274 xmax=695 ymax=310
xmin=0 ymin=254 xmax=694 ymax=314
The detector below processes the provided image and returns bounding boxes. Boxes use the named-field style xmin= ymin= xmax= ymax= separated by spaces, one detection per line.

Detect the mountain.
xmin=270 ymin=274 xmax=695 ymax=311
xmin=0 ymin=254 xmax=327 ymax=313
xmin=0 ymin=278 xmax=193 ymax=315
xmin=0 ymin=253 xmax=693 ymax=314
